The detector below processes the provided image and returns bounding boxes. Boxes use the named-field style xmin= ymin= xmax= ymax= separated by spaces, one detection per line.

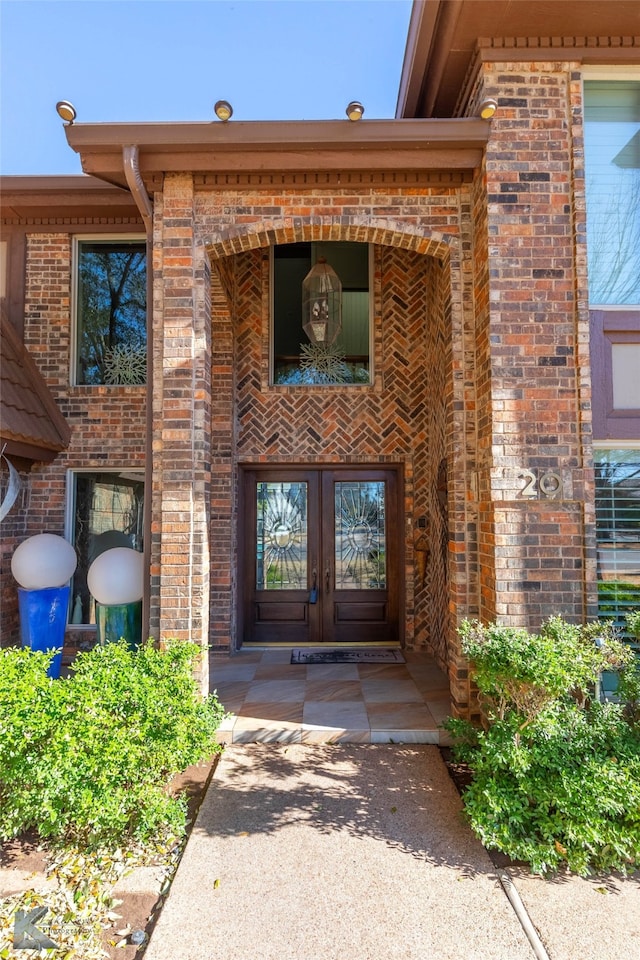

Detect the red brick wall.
xmin=1 ymin=230 xmax=146 ymax=648
xmin=149 ymin=178 xmax=212 ymax=696
xmin=141 ymin=158 xmax=599 ymax=714
xmin=466 ymin=62 xmax=596 ymax=641
xmin=139 ymin=180 xmax=473 ymax=668
xmin=2 ymin=71 xmax=606 ymax=720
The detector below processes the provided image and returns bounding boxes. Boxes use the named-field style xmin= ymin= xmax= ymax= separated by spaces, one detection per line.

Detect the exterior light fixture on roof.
xmin=214 ymin=100 xmax=233 ymax=121
xmin=302 ymin=257 xmax=342 ymax=345
xmin=479 ymin=97 xmax=498 ymax=120
xmin=56 ymin=100 xmax=77 ymax=124
xmin=346 ymin=101 xmax=365 ymax=121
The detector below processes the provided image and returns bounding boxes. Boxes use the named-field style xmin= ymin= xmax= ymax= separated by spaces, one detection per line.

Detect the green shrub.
xmin=446 ymin=616 xmax=640 ymax=876
xmin=597 ymin=580 xmax=640 ymax=614
xmin=627 ymin=609 xmax=640 ymax=642
xmin=0 ymin=640 xmax=224 ymax=849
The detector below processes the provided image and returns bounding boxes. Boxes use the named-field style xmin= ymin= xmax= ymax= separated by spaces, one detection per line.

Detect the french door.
xmin=242 ymin=467 xmax=401 ymax=645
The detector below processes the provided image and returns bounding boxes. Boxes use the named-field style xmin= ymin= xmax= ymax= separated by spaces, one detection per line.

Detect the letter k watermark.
xmin=13 ymin=906 xmax=59 ymax=950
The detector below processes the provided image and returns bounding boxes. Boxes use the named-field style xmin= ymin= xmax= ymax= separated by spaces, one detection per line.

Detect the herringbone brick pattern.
xmin=226 ymin=244 xmax=450 ymax=660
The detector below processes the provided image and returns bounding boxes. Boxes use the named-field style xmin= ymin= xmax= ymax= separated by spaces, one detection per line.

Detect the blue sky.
xmin=0 ymin=0 xmax=413 ymax=175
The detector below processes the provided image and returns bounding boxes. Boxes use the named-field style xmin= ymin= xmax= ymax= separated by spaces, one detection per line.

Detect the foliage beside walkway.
xmin=0 ymin=639 xmax=224 ymax=849
xmin=446 ymin=616 xmax=640 ymax=876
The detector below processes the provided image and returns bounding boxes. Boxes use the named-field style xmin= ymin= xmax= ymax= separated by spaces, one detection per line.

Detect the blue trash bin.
xmin=18 ymin=585 xmax=69 ymax=679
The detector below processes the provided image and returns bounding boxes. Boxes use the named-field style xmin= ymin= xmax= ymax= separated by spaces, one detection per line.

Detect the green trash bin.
xmin=96 ymin=600 xmax=142 ymax=650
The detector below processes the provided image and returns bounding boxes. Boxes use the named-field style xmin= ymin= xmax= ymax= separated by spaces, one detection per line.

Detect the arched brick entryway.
xmin=197 ymin=214 xmax=472 ymax=714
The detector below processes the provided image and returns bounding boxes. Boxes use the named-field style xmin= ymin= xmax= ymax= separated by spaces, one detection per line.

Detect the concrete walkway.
xmin=144 ymin=744 xmax=534 ymax=960
xmin=144 ymin=744 xmax=640 ymax=960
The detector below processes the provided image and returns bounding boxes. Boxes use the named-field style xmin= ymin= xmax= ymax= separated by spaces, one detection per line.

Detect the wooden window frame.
xmin=591 ymin=308 xmax=640 ymax=439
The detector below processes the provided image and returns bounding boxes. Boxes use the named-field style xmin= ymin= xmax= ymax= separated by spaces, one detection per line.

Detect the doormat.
xmin=291 ymin=649 xmax=405 ymax=664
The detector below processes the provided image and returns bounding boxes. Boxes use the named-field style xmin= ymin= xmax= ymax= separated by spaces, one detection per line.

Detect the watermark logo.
xmin=13 ymin=906 xmax=58 ymax=950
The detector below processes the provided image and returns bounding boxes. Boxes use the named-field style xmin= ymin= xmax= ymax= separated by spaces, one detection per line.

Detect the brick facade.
xmin=4 ymin=54 xmax=629 ymax=720
xmin=467 ymin=62 xmax=596 ymax=645
xmin=1 ymin=230 xmax=147 ymax=650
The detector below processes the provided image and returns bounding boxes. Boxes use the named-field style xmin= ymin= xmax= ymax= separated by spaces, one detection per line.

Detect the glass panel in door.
xmin=334 ymin=481 xmax=386 ymax=589
xmin=323 ymin=470 xmax=398 ymax=645
xmin=256 ymin=481 xmax=308 ymax=590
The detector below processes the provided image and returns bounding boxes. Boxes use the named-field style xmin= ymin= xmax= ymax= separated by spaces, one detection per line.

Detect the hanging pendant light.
xmin=302 ymin=257 xmax=342 ymax=345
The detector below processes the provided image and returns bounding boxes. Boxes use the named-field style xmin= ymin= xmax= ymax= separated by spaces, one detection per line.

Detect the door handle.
xmin=309 ymin=569 xmax=318 ymax=604
xmin=325 ymin=566 xmax=331 ymax=594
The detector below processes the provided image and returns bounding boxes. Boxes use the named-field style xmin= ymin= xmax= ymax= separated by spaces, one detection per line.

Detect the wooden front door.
xmin=242 ymin=466 xmax=401 ymax=645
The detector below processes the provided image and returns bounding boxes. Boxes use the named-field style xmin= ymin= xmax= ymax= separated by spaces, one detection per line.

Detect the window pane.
xmin=584 ymin=82 xmax=640 ymax=305
xmin=334 ymin=480 xmax=386 ymax=589
xmin=76 ymin=240 xmax=147 ymax=385
xmin=273 ymin=242 xmax=370 ymax=385
xmin=71 ymin=472 xmax=144 ymax=625
xmin=612 ymin=343 xmax=640 ymax=408
xmin=595 ymin=449 xmax=640 ymax=644
xmin=256 ymin=481 xmax=307 ymax=590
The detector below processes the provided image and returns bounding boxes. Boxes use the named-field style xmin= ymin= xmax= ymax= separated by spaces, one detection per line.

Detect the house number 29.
xmin=518 ymin=469 xmax=563 ymax=500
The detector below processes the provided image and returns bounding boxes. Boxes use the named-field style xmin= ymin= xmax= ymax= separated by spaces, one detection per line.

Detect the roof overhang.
xmin=398 ymin=0 xmax=640 ymax=118
xmin=0 ymin=174 xmax=139 ymax=221
xmin=63 ymin=118 xmax=490 ymax=191
xmin=0 ymin=315 xmax=71 ymax=466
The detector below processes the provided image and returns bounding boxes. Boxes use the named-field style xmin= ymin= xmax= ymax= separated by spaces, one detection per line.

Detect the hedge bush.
xmin=0 ymin=639 xmax=224 ymax=849
xmin=446 ymin=615 xmax=640 ymax=876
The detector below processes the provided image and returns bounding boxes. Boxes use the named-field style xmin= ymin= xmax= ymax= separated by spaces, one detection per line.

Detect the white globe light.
xmin=11 ymin=534 xmax=77 ymax=590
xmin=87 ymin=547 xmax=144 ymax=605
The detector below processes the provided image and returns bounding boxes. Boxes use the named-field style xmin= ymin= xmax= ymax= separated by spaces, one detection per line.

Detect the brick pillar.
xmin=208 ymin=255 xmax=236 ymax=654
xmin=150 ymin=174 xmax=211 ymax=689
xmin=473 ymin=61 xmax=594 ymax=631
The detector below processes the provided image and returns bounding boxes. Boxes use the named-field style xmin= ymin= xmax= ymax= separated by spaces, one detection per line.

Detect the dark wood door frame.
xmin=239 ymin=464 xmax=403 ymax=646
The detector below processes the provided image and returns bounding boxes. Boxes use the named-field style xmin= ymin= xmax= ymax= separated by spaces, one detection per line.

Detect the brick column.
xmin=150 ymin=175 xmax=211 ymax=689
xmin=473 ymin=61 xmax=593 ymax=630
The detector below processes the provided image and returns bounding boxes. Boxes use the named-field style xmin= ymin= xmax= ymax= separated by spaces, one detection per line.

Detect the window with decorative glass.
xmin=272 ymin=241 xmax=371 ymax=385
xmin=67 ymin=471 xmax=144 ymax=626
xmin=74 ymin=238 xmax=147 ymax=385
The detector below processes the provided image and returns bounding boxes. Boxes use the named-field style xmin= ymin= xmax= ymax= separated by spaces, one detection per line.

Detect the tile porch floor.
xmin=209 ymin=648 xmax=453 ymax=744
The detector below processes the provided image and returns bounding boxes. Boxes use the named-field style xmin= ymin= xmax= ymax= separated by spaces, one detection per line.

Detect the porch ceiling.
xmin=63 ymin=118 xmax=490 ymax=191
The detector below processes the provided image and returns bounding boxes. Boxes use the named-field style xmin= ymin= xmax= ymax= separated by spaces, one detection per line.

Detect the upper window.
xmin=584 ymin=81 xmax=640 ymax=306
xmin=74 ymin=238 xmax=147 ymax=385
xmin=272 ymin=242 xmax=371 ymax=385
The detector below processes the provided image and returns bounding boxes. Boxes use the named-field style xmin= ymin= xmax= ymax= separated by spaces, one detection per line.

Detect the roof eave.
xmin=396 ymin=0 xmax=442 ymax=119
xmin=64 ymin=117 xmax=490 ymax=188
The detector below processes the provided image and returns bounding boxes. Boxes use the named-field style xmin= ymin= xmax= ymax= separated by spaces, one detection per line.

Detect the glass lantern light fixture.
xmin=302 ymin=257 xmax=342 ymax=345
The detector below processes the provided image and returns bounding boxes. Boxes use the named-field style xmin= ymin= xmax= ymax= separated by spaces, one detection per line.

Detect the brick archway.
xmin=204 ymin=215 xmax=457 ymax=263
xmin=200 ymin=211 xmax=472 ymax=717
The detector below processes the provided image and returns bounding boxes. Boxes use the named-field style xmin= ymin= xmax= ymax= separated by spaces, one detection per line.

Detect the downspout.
xmin=122 ymin=145 xmax=154 ymax=643
xmin=123 ymin=145 xmax=153 ymax=234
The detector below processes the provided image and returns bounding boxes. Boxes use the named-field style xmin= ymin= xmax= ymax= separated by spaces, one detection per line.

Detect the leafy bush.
xmin=446 ymin=616 xmax=640 ymax=876
xmin=627 ymin=609 xmax=640 ymax=641
xmin=0 ymin=640 xmax=224 ymax=849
